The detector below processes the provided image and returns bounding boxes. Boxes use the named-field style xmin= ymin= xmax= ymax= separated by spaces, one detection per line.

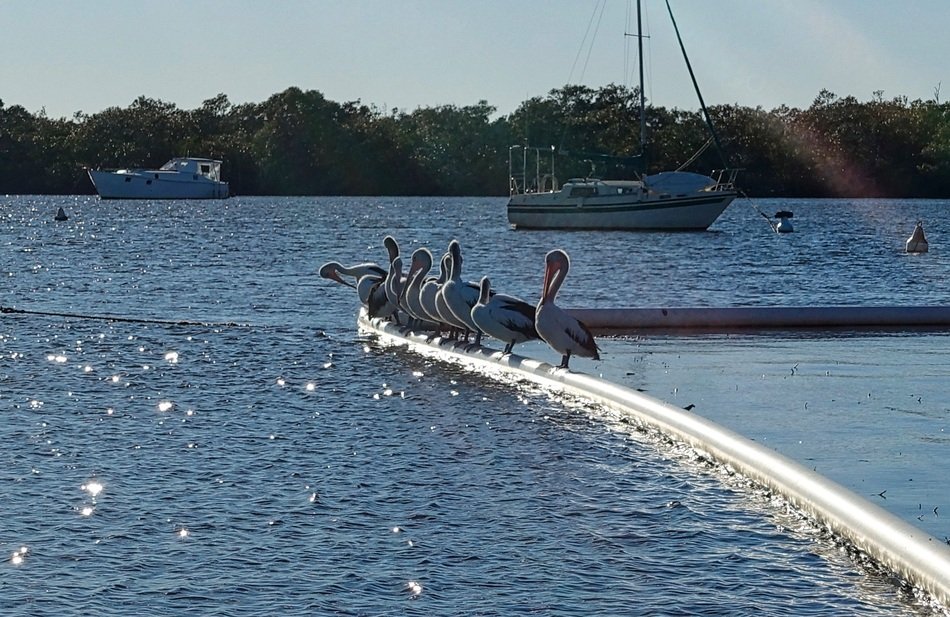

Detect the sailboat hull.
xmin=507 ymin=190 xmax=736 ymax=230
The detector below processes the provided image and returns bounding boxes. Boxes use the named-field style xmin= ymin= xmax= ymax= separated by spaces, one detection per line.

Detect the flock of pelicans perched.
xmin=320 ymin=236 xmax=600 ymax=369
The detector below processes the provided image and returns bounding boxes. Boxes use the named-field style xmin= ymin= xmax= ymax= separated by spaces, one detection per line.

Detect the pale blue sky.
xmin=3 ymin=0 xmax=948 ymax=120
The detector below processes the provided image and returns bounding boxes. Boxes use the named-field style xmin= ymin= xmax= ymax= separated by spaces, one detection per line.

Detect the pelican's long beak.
xmin=541 ymin=259 xmax=555 ymax=302
xmin=331 ymin=271 xmax=356 ymax=288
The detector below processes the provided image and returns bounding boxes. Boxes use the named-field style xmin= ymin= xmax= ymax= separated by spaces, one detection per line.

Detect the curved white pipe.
xmin=358 ymin=308 xmax=950 ymax=608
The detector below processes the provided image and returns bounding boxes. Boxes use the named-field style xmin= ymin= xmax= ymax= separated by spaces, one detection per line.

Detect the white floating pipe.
xmin=567 ymin=306 xmax=950 ymax=333
xmin=359 ymin=309 xmax=950 ymax=608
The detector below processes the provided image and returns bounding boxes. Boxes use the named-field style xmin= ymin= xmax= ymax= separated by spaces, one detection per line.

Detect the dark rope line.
xmin=1 ymin=305 xmax=253 ymax=328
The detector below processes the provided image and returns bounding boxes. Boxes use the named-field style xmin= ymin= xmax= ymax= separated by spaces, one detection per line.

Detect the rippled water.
xmin=1 ymin=195 xmax=947 ymax=615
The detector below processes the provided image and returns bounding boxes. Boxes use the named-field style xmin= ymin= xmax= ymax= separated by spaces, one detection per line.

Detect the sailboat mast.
xmin=637 ymin=0 xmax=647 ymax=173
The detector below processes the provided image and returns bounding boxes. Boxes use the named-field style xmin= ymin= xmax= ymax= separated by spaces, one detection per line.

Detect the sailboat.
xmin=506 ymin=0 xmax=738 ymax=231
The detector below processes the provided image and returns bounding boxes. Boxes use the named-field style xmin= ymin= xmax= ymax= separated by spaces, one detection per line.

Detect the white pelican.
xmin=367 ymin=251 xmax=404 ymax=322
xmin=366 ymin=276 xmax=396 ymax=321
xmin=470 ymin=276 xmax=538 ymax=354
xmin=401 ymin=248 xmax=442 ymax=332
xmin=318 ymin=261 xmax=385 ymax=288
xmin=438 ymin=240 xmax=483 ymax=342
xmin=356 ymin=274 xmax=382 ymax=306
xmin=535 ymin=249 xmax=600 ymax=369
xmin=319 ymin=235 xmax=399 ymax=302
xmin=420 ymin=252 xmax=450 ymax=330
xmin=384 ymin=255 xmax=409 ymax=324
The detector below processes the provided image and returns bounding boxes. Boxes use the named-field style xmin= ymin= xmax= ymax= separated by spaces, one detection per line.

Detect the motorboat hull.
xmin=87 ymin=157 xmax=229 ymax=199
xmin=88 ymin=170 xmax=229 ymax=199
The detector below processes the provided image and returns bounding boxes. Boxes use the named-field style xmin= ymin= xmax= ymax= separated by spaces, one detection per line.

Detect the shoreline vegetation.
xmin=2 ymin=86 xmax=948 ymax=198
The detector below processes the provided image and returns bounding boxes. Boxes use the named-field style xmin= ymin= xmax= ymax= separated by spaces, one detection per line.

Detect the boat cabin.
xmin=159 ymin=157 xmax=223 ymax=181
xmin=562 ymin=179 xmax=645 ymax=197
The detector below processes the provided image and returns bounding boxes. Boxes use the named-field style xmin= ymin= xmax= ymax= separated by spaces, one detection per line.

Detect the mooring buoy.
xmin=775 ymin=210 xmax=793 ymax=233
xmin=54 ymin=207 xmax=68 ymax=222
xmin=905 ymin=221 xmax=928 ymax=253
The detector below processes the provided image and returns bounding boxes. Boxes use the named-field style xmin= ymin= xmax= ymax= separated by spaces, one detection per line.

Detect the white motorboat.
xmin=507 ymin=1 xmax=738 ymax=231
xmin=88 ymin=157 xmax=229 ymax=199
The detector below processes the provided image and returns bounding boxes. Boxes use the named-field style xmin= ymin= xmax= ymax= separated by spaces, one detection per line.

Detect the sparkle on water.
xmin=0 ymin=196 xmax=947 ymax=616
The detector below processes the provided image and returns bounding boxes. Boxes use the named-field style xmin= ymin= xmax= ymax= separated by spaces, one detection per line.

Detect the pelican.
xmin=535 ymin=249 xmax=600 ymax=369
xmin=385 ymin=255 xmax=412 ymax=325
xmin=471 ymin=276 xmax=538 ymax=354
xmin=401 ymin=248 xmax=442 ymax=332
xmin=366 ymin=275 xmax=396 ymax=321
xmin=420 ymin=252 xmax=450 ymax=332
xmin=319 ymin=261 xmax=385 ymax=308
xmin=318 ymin=235 xmax=399 ymax=302
xmin=438 ymin=240 xmax=483 ymax=343
xmin=356 ymin=273 xmax=383 ymax=306
xmin=367 ymin=252 xmax=405 ymax=322
xmin=318 ymin=261 xmax=385 ymax=287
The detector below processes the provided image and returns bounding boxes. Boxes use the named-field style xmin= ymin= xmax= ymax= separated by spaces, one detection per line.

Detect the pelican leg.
xmin=463 ymin=331 xmax=483 ymax=352
xmin=426 ymin=325 xmax=444 ymax=342
xmin=559 ymin=352 xmax=571 ymax=369
xmin=503 ymin=341 xmax=514 ymax=354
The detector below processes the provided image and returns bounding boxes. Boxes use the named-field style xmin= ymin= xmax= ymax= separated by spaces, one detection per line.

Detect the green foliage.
xmin=3 ymin=87 xmax=950 ymax=197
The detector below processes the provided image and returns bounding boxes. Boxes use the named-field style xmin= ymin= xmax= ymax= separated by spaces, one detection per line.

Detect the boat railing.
xmin=710 ymin=168 xmax=741 ymax=192
xmin=509 ymin=145 xmax=558 ymax=196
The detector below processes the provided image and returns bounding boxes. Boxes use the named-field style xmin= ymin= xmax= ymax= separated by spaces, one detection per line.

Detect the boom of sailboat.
xmin=319 ymin=237 xmax=600 ymax=369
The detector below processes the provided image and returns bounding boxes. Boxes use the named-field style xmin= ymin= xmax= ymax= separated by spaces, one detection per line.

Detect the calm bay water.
xmin=1 ymin=195 xmax=948 ymax=615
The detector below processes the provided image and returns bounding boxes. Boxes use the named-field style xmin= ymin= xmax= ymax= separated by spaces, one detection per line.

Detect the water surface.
xmin=1 ymin=195 xmax=947 ymax=615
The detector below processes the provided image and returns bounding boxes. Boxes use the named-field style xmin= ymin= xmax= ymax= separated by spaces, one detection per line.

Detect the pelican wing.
xmin=492 ymin=297 xmax=538 ymax=337
xmin=568 ymin=318 xmax=600 ymax=359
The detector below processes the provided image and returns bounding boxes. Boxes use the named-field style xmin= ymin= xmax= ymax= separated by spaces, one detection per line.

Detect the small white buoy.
xmin=54 ymin=207 xmax=69 ymax=222
xmin=775 ymin=210 xmax=793 ymax=233
xmin=905 ymin=221 xmax=928 ymax=253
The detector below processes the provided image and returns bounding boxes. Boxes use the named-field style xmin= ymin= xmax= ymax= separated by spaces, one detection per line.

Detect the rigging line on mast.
xmin=567 ymin=0 xmax=608 ymax=87
xmin=559 ymin=0 xmax=608 ymax=155
xmin=664 ymin=0 xmax=730 ymax=169
xmin=676 ymin=137 xmax=712 ymax=171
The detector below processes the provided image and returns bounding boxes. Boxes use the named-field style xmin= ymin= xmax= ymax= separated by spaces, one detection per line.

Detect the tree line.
xmin=2 ymin=85 xmax=949 ymax=197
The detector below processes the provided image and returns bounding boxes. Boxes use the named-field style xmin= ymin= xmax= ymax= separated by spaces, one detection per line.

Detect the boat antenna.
xmin=664 ymin=0 xmax=730 ymax=169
